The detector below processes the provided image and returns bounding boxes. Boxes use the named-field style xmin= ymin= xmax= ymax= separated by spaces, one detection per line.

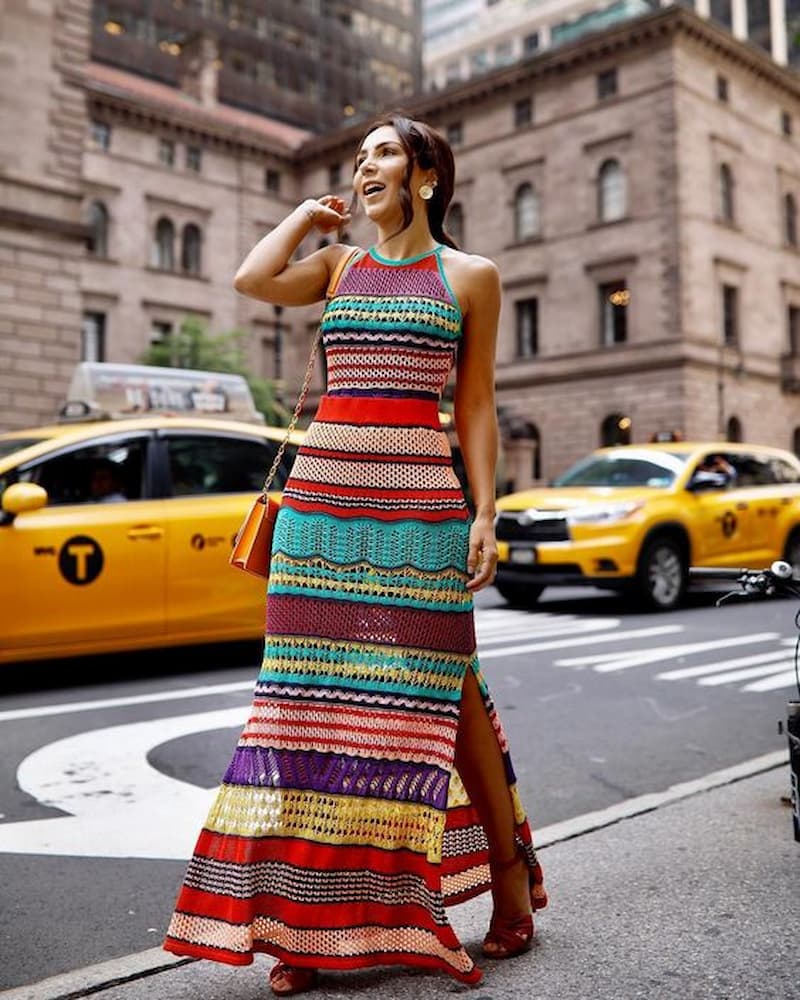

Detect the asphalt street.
xmin=1 ymin=585 xmax=797 ymax=992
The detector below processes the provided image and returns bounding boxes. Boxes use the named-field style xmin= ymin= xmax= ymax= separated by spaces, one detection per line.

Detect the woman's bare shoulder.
xmin=440 ymin=247 xmax=498 ymax=281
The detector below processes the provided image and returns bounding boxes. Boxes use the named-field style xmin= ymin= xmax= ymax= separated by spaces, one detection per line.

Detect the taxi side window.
xmin=727 ymin=454 xmax=775 ymax=487
xmin=27 ymin=438 xmax=145 ymax=505
xmin=166 ymin=435 xmax=288 ymax=496
xmin=769 ymin=457 xmax=800 ymax=484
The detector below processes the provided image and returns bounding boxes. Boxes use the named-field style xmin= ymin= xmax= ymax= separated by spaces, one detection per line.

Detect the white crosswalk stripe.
xmin=474 ymin=607 xmax=799 ymax=695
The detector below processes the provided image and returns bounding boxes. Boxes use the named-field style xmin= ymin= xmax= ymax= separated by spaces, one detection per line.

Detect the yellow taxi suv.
xmin=0 ymin=363 xmax=302 ymax=664
xmin=494 ymin=442 xmax=800 ymax=611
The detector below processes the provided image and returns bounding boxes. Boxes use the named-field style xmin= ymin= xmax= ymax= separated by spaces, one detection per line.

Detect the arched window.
xmin=597 ymin=159 xmax=626 ymax=222
xmin=514 ymin=183 xmax=540 ymax=241
xmin=153 ymin=217 xmax=175 ymax=270
xmin=600 ymin=412 xmax=632 ymax=446
xmin=793 ymin=427 xmax=800 ymax=458
xmin=87 ymin=201 xmax=109 ymax=257
xmin=785 ymin=193 xmax=798 ymax=247
xmin=447 ymin=202 xmax=464 ymax=247
xmin=181 ymin=223 xmax=202 ymax=276
xmin=719 ymin=163 xmax=735 ymax=223
xmin=726 ymin=415 xmax=742 ymax=442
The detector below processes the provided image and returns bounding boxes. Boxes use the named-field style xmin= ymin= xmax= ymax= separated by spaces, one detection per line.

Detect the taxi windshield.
xmin=0 ymin=437 xmax=47 ymax=461
xmin=553 ymin=450 xmax=689 ymax=488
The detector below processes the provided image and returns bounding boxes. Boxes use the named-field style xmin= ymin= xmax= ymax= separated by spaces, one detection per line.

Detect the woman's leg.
xmin=454 ymin=667 xmax=531 ymax=921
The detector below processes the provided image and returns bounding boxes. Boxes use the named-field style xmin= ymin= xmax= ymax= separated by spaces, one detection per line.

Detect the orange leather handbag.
xmin=229 ymin=247 xmax=360 ymax=579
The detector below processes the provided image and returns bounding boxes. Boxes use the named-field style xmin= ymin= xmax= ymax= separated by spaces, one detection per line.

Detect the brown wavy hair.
xmin=351 ymin=113 xmax=459 ymax=250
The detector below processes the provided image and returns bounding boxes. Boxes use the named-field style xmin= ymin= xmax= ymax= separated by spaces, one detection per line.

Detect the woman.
xmin=164 ymin=114 xmax=547 ymax=995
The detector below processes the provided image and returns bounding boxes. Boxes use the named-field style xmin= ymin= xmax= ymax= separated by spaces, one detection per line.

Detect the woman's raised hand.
xmin=306 ymin=195 xmax=352 ymax=234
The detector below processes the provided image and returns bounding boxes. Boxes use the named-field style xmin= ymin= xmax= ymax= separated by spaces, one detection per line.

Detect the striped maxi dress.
xmin=164 ymin=244 xmax=547 ymax=984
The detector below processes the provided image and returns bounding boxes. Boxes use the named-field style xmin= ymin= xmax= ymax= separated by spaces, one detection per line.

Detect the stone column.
xmin=732 ymin=0 xmax=748 ymax=39
xmin=770 ymin=0 xmax=788 ymax=64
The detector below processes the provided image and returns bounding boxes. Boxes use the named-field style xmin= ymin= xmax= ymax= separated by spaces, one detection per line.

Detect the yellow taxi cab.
xmin=494 ymin=442 xmax=800 ymax=611
xmin=0 ymin=363 xmax=303 ymax=663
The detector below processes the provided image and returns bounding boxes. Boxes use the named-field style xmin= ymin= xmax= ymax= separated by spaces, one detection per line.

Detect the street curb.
xmin=0 ymin=952 xmax=195 ymax=1000
xmin=2 ymin=749 xmax=788 ymax=1000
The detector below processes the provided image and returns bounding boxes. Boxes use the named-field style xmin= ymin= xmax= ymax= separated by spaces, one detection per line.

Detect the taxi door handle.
xmin=127 ymin=525 xmax=164 ymax=541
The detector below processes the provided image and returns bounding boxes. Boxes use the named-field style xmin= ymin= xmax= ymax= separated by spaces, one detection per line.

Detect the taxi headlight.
xmin=566 ymin=501 xmax=644 ymax=525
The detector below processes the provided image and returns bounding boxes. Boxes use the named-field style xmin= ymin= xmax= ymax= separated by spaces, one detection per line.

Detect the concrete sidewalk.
xmin=6 ymin=766 xmax=799 ymax=1000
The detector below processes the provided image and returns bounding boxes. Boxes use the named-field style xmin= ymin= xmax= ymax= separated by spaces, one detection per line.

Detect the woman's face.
xmin=354 ymin=125 xmax=425 ymax=223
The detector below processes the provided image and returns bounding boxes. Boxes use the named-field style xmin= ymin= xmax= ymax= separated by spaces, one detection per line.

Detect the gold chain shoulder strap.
xmin=260 ymin=246 xmax=362 ymax=495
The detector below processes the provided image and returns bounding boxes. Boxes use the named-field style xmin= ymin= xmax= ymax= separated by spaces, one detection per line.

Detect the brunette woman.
xmin=164 ymin=113 xmax=547 ymax=996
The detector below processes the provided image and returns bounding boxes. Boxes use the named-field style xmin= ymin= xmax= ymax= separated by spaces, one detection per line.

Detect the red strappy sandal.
xmin=268 ymin=963 xmax=318 ymax=997
xmin=482 ymin=850 xmax=535 ymax=960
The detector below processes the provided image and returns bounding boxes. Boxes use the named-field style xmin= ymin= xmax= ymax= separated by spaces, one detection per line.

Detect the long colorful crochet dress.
xmin=164 ymin=245 xmax=547 ymax=984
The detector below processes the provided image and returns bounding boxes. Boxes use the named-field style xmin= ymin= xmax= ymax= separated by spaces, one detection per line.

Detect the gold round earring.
xmin=419 ymin=183 xmax=435 ymax=201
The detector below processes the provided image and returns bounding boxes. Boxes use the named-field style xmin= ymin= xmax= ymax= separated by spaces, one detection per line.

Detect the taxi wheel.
xmin=495 ymin=580 xmax=545 ymax=608
xmin=636 ymin=535 xmax=687 ymax=611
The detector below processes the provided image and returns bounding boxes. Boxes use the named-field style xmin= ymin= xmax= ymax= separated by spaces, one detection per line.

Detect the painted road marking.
xmin=556 ymin=633 xmax=779 ymax=672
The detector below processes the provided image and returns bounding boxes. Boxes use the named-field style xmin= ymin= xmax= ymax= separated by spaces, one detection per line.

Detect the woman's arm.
xmin=233 ymin=195 xmax=352 ymax=306
xmin=453 ymin=255 xmax=501 ymax=592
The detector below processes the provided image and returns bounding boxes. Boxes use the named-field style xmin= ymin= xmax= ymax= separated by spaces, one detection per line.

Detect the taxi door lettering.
xmin=58 ymin=535 xmax=104 ymax=585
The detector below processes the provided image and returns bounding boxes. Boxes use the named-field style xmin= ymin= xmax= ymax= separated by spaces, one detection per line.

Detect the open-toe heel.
xmin=482 ymin=911 xmax=534 ymax=959
xmin=483 ymin=847 xmax=536 ymax=959
xmin=269 ymin=963 xmax=318 ymax=997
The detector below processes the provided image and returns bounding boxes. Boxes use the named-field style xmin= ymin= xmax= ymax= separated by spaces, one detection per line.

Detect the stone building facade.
xmin=1 ymin=5 xmax=799 ymax=488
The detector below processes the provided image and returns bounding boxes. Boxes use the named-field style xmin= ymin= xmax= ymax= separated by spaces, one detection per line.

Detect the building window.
xmin=153 ymin=217 xmax=175 ymax=270
xmin=597 ymin=68 xmax=617 ymax=100
xmin=446 ymin=121 xmax=463 ymax=146
xmin=782 ymin=111 xmax=793 ymax=136
xmin=601 ymin=413 xmax=632 ymax=446
xmin=151 ymin=320 xmax=173 ymax=345
xmin=716 ymin=74 xmax=729 ymax=102
xmin=710 ymin=0 xmax=733 ymax=29
xmin=793 ymin=427 xmax=800 ymax=458
xmin=726 ymin=415 xmax=743 ymax=442
xmin=447 ymin=202 xmax=464 ymax=246
xmin=181 ymin=223 xmax=202 ymax=275
xmin=186 ymin=145 xmax=202 ymax=172
xmin=785 ymin=193 xmax=798 ymax=247
xmin=514 ymin=97 xmax=532 ymax=127
xmin=445 ymin=61 xmax=461 ymax=84
xmin=515 ymin=298 xmax=538 ymax=357
xmin=514 ymin=183 xmax=540 ymax=241
xmin=788 ymin=305 xmax=800 ymax=355
xmin=265 ymin=168 xmax=281 ymax=193
xmin=719 ymin=163 xmax=735 ymax=223
xmin=470 ymin=49 xmax=489 ymax=75
xmin=90 ymin=120 xmax=111 ymax=150
xmin=87 ymin=201 xmax=109 ymax=258
xmin=597 ymin=159 xmax=626 ymax=222
xmin=523 ymin=32 xmax=539 ymax=55
xmin=159 ymin=139 xmax=176 ymax=167
xmin=81 ymin=312 xmax=106 ymax=362
xmin=722 ymin=284 xmax=739 ymax=346
xmin=495 ymin=40 xmax=514 ymax=66
xmin=328 ymin=162 xmax=342 ymax=188
xmin=599 ymin=281 xmax=629 ymax=345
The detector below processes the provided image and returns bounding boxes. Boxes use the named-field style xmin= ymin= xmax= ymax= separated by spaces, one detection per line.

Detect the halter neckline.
xmin=368 ymin=244 xmax=442 ymax=266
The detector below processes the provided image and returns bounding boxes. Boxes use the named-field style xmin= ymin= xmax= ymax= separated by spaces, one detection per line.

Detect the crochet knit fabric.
xmin=164 ymin=246 xmax=546 ymax=984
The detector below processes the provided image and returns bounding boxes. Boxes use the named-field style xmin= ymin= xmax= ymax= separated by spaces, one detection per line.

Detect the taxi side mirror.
xmin=1 ymin=482 xmax=48 ymax=515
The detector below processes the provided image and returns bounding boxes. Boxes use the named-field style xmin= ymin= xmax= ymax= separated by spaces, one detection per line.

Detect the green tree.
xmin=140 ymin=316 xmax=288 ymax=425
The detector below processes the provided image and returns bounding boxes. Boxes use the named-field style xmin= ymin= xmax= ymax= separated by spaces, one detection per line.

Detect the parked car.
xmin=494 ymin=442 xmax=800 ymax=611
xmin=0 ymin=364 xmax=302 ymax=663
